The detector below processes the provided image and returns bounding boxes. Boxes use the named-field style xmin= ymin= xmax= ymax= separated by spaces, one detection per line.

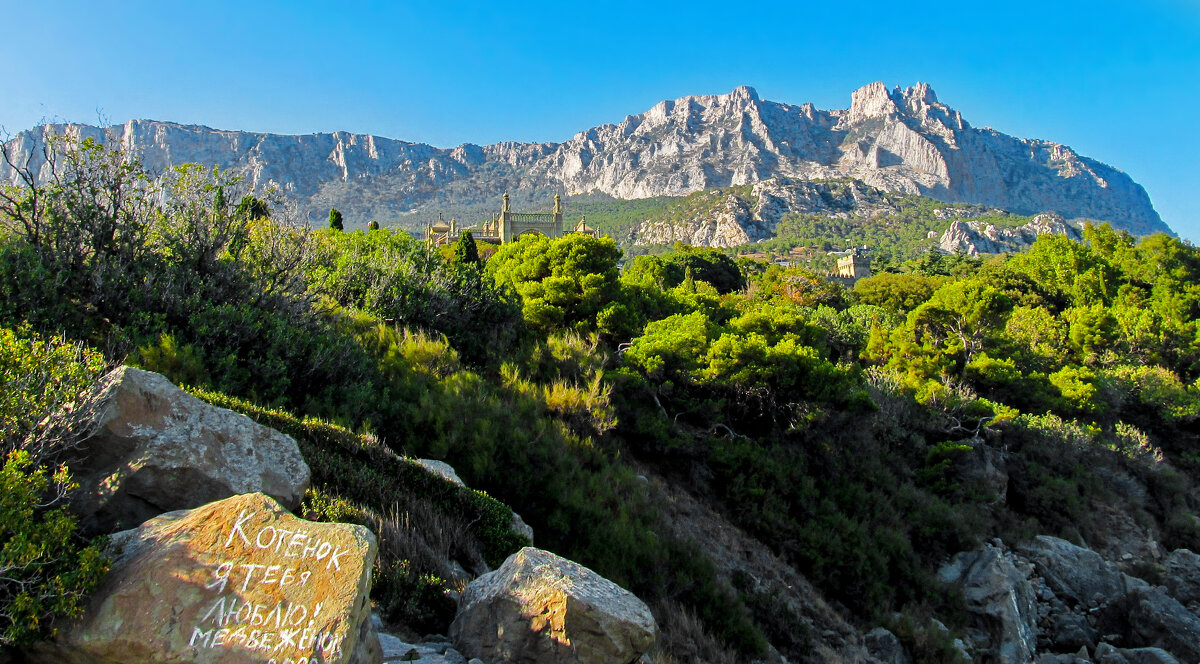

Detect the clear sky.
xmin=2 ymin=0 xmax=1198 ymax=240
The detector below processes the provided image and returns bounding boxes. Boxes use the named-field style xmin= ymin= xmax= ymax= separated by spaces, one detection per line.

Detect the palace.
xmin=425 ymin=194 xmax=598 ymax=246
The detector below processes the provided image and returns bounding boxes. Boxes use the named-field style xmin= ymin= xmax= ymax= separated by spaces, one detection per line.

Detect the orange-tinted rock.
xmin=29 ymin=493 xmax=379 ymax=664
xmin=450 ymin=547 xmax=656 ymax=664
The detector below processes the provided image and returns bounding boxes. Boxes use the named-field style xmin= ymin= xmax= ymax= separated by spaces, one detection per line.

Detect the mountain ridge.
xmin=1 ymin=82 xmax=1169 ymax=237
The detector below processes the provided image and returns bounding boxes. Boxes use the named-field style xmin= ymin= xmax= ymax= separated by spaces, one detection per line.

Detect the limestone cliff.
xmin=1 ymin=82 xmax=1168 ymax=236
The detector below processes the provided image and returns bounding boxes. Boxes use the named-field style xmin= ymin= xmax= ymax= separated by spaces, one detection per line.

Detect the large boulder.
xmin=937 ymin=542 xmax=1038 ymax=664
xmin=69 ymin=367 xmax=310 ymax=533
xmin=1018 ymin=536 xmax=1147 ymax=610
xmin=1121 ymin=587 xmax=1200 ymax=662
xmin=1163 ymin=548 xmax=1200 ymax=605
xmin=27 ymin=493 xmax=378 ymax=664
xmin=450 ymin=547 xmax=657 ymax=664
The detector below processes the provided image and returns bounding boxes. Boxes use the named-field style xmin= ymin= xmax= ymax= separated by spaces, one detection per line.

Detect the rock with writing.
xmin=450 ymin=547 xmax=656 ymax=664
xmin=68 ymin=367 xmax=311 ymax=534
xmin=27 ymin=493 xmax=379 ymax=664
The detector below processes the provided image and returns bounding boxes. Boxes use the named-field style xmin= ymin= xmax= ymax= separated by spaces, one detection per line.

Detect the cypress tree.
xmin=453 ymin=230 xmax=481 ymax=266
xmin=328 ymin=208 xmax=344 ymax=232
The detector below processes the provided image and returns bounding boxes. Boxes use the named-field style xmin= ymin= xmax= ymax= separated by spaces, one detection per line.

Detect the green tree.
xmin=328 ymin=208 xmax=344 ymax=232
xmin=453 ymin=230 xmax=481 ymax=267
xmin=853 ymin=272 xmax=943 ymax=312
xmin=367 ymin=220 xmax=380 ymax=231
xmin=487 ymin=234 xmax=623 ymax=333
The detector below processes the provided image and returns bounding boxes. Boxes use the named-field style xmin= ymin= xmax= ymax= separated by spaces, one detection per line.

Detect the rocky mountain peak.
xmin=1 ymin=83 xmax=1168 ymax=238
xmin=730 ymin=85 xmax=760 ymax=102
xmin=847 ymin=81 xmax=901 ymax=123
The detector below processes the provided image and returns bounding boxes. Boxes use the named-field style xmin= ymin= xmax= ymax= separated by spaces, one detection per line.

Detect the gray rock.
xmin=68 ymin=366 xmax=310 ymax=534
xmin=951 ymin=443 xmax=1009 ymax=503
xmin=1048 ymin=611 xmax=1098 ymax=652
xmin=1097 ymin=642 xmax=1131 ymax=664
xmin=1018 ymin=536 xmax=1148 ymax=609
xmin=378 ymin=634 xmax=468 ymax=663
xmin=1163 ymin=549 xmax=1200 ymax=604
xmin=450 ymin=547 xmax=657 ymax=664
xmin=938 ymin=543 xmax=1037 ymax=664
xmin=864 ymin=627 xmax=912 ymax=664
xmin=509 ymin=511 xmax=534 ymax=546
xmin=415 ymin=459 xmax=466 ymax=487
xmin=1123 ymin=587 xmax=1200 ymax=662
xmin=1120 ymin=647 xmax=1180 ymax=664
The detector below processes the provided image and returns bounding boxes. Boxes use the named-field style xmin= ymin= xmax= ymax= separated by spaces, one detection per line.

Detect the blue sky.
xmin=2 ymin=0 xmax=1198 ymax=240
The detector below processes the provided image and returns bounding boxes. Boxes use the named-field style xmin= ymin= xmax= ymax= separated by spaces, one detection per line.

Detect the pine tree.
xmin=367 ymin=220 xmax=380 ymax=231
xmin=328 ymin=208 xmax=344 ymax=232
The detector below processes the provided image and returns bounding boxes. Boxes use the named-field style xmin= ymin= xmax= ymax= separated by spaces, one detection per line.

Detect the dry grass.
xmin=650 ymin=598 xmax=742 ymax=664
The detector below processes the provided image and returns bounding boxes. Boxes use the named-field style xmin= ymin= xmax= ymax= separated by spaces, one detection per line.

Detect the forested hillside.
xmin=2 ymin=136 xmax=1199 ymax=662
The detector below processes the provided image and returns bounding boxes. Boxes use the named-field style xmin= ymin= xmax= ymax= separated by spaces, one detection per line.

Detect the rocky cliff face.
xmin=1 ymin=82 xmax=1168 ymax=236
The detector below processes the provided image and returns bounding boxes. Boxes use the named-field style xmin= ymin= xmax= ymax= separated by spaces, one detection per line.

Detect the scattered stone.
xmin=25 ymin=493 xmax=377 ymax=664
xmin=68 ymin=367 xmax=310 ymax=534
xmin=450 ymin=547 xmax=657 ymax=664
xmin=1048 ymin=611 xmax=1097 ymax=652
xmin=1096 ymin=643 xmax=1130 ymax=664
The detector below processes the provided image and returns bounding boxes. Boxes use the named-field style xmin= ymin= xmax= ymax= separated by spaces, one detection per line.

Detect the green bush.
xmin=0 ymin=327 xmax=110 ymax=646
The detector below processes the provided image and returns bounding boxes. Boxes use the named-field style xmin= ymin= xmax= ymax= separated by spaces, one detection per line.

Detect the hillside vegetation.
xmin=565 ymin=181 xmax=1038 ymax=269
xmin=1 ymin=136 xmax=1199 ymax=662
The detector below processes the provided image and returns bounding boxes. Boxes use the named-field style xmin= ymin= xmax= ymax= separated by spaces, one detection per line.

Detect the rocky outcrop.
xmin=938 ymin=212 xmax=1084 ymax=256
xmin=27 ymin=493 xmax=379 ymax=664
xmin=67 ymin=366 xmax=310 ymax=534
xmin=3 ymin=82 xmax=1167 ymax=236
xmin=631 ymin=177 xmax=898 ymax=248
xmin=1164 ymin=549 xmax=1200 ymax=609
xmin=1018 ymin=536 xmax=1147 ymax=611
xmin=937 ymin=541 xmax=1038 ymax=664
xmin=938 ymin=536 xmax=1200 ymax=663
xmin=449 ymin=547 xmax=657 ymax=664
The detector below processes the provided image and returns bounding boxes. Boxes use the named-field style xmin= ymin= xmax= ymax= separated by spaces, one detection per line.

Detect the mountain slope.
xmin=1 ymin=82 xmax=1168 ymax=236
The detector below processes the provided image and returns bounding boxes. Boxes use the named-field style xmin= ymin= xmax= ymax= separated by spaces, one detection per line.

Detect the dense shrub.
xmin=0 ymin=327 xmax=110 ymax=646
